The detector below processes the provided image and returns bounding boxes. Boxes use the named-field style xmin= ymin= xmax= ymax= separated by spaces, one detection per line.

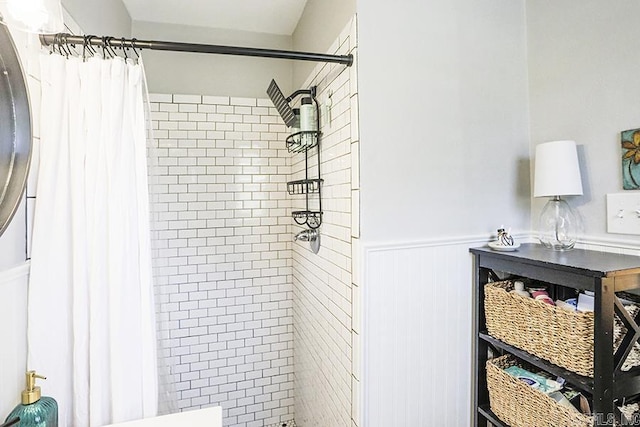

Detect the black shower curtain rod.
xmin=39 ymin=33 xmax=354 ymax=66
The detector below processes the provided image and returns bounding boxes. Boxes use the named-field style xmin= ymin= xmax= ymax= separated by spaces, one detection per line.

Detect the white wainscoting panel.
xmin=363 ymin=239 xmax=483 ymax=427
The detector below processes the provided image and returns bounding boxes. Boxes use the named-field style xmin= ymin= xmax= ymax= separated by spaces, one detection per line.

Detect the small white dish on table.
xmin=488 ymin=241 xmax=521 ymax=251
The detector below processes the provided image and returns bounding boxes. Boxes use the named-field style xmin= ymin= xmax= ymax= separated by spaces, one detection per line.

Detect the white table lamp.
xmin=533 ymin=140 xmax=583 ymax=250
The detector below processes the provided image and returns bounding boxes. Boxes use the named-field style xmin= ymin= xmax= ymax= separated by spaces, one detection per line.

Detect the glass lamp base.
xmin=538 ymin=197 xmax=579 ymax=251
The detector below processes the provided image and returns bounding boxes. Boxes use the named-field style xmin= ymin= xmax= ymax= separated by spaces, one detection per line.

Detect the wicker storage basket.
xmin=487 ymin=355 xmax=593 ymax=427
xmin=484 ymin=280 xmax=640 ymax=377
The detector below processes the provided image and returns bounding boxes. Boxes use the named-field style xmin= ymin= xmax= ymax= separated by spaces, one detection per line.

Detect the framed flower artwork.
xmin=621 ymin=128 xmax=640 ymax=190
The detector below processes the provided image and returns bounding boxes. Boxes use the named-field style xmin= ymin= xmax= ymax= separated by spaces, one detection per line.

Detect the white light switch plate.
xmin=607 ymin=193 xmax=640 ymax=235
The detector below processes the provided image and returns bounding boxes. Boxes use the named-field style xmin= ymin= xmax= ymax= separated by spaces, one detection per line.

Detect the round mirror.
xmin=0 ymin=22 xmax=32 ymax=238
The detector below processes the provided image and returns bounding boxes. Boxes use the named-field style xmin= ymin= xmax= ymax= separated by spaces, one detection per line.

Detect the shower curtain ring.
xmin=56 ymin=34 xmax=69 ymax=58
xmin=86 ymin=35 xmax=96 ymax=56
xmin=61 ymin=34 xmax=71 ymax=58
xmin=131 ymin=38 xmax=140 ymax=58
xmin=105 ymin=37 xmax=113 ymax=58
xmin=101 ymin=36 xmax=109 ymax=58
xmin=109 ymin=37 xmax=118 ymax=58
xmin=82 ymin=35 xmax=88 ymax=61
xmin=53 ymin=33 xmax=61 ymax=54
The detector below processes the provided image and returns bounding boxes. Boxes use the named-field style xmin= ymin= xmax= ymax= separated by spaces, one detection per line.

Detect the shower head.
xmin=267 ymin=79 xmax=296 ymax=127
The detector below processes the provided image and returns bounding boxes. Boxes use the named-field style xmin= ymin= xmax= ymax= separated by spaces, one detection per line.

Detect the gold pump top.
xmin=21 ymin=371 xmax=46 ymax=405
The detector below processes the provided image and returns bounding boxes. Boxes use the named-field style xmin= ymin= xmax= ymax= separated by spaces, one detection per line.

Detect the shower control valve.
xmin=294 ymin=229 xmax=317 ymax=242
xmin=294 ymin=229 xmax=320 ymax=254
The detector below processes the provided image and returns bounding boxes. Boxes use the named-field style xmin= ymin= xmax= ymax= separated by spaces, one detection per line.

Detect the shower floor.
xmin=266 ymin=420 xmax=296 ymax=427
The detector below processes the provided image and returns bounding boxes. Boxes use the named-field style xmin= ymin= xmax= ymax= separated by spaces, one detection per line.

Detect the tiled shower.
xmin=149 ymin=93 xmax=295 ymax=426
xmin=148 ymin=19 xmax=359 ymax=427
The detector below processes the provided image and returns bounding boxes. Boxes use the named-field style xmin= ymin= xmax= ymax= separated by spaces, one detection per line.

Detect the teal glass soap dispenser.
xmin=5 ymin=371 xmax=58 ymax=427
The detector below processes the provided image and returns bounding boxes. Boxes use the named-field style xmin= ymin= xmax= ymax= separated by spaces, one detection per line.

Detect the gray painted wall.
xmin=62 ymin=0 xmax=131 ymax=36
xmin=527 ymin=0 xmax=640 ymax=244
xmin=132 ymin=21 xmax=294 ymax=97
xmin=291 ymin=0 xmax=356 ymax=89
xmin=357 ymin=0 xmax=531 ymax=243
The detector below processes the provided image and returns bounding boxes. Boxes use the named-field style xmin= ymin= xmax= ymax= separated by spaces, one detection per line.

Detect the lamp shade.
xmin=533 ymin=140 xmax=583 ymax=198
xmin=0 ymin=0 xmax=64 ymax=34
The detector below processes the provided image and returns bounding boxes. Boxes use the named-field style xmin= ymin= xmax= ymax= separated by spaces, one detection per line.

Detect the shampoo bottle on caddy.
xmin=299 ymin=97 xmax=317 ymax=148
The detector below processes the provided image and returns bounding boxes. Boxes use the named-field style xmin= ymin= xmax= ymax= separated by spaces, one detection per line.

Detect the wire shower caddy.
xmin=286 ymin=86 xmax=323 ymax=229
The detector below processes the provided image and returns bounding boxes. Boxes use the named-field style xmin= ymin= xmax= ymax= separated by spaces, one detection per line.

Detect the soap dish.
xmin=488 ymin=241 xmax=520 ymax=251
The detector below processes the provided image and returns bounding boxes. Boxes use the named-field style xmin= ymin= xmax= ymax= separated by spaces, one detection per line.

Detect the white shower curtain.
xmin=28 ymin=53 xmax=158 ymax=426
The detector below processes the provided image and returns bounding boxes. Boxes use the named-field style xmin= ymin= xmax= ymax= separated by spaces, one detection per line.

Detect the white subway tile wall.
xmin=149 ymin=94 xmax=296 ymax=427
xmin=292 ymin=17 xmax=360 ymax=427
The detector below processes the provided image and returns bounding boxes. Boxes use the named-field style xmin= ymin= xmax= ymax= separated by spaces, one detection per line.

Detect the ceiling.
xmin=120 ymin=0 xmax=308 ymax=36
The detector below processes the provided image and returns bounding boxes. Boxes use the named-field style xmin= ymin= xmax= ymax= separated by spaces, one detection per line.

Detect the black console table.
xmin=470 ymin=243 xmax=640 ymax=426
